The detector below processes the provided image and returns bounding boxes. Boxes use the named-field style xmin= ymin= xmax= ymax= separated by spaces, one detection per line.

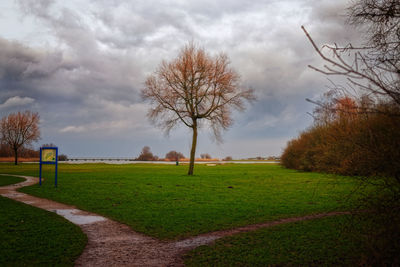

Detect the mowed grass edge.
xmin=1 ymin=163 xmax=364 ymax=240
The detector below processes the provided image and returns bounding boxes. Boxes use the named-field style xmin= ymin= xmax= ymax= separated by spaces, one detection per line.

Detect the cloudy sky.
xmin=0 ymin=0 xmax=362 ymax=159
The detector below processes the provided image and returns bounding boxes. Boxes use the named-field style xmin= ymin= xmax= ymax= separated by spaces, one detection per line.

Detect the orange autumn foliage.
xmin=281 ymin=97 xmax=400 ymax=178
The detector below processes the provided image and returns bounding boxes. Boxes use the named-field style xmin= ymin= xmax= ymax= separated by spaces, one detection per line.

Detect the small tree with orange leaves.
xmin=0 ymin=111 xmax=40 ymax=165
xmin=142 ymin=44 xmax=255 ymax=175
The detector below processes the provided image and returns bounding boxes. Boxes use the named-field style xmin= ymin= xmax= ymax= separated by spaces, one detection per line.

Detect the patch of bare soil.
xmin=0 ymin=174 xmax=350 ymax=266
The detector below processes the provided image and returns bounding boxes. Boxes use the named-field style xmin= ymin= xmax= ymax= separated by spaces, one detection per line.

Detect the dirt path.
xmin=0 ymin=174 xmax=350 ymax=266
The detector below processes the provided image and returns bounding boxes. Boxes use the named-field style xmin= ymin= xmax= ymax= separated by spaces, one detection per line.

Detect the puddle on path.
xmin=174 ymin=236 xmax=220 ymax=249
xmin=0 ymin=192 xmax=26 ymax=198
xmin=21 ymin=201 xmax=35 ymax=205
xmin=53 ymin=209 xmax=107 ymax=225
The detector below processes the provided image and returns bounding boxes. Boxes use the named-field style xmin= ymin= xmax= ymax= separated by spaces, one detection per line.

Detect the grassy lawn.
xmin=0 ymin=175 xmax=24 ymax=186
xmin=0 ymin=195 xmax=87 ymax=266
xmin=184 ymin=214 xmax=369 ymax=266
xmin=1 ymin=163 xmax=363 ymax=240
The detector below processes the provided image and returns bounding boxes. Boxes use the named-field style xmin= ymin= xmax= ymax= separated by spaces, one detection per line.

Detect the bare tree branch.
xmin=142 ymin=43 xmax=255 ymax=175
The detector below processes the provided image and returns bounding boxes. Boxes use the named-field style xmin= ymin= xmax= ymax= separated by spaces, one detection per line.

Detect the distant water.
xmin=64 ymin=160 xmax=174 ymax=164
xmin=62 ymin=160 xmax=279 ymax=164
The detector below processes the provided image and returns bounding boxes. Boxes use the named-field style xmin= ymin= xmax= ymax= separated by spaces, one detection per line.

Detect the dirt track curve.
xmin=0 ymin=174 xmax=350 ymax=266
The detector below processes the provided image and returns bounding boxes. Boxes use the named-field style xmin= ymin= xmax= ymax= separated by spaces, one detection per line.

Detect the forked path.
xmin=0 ymin=174 xmax=350 ymax=266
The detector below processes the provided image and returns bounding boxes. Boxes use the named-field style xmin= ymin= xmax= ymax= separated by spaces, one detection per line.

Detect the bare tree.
xmin=0 ymin=111 xmax=40 ymax=165
xmin=58 ymin=154 xmax=68 ymax=161
xmin=200 ymin=153 xmax=212 ymax=159
xmin=165 ymin=150 xmax=185 ymax=161
xmin=301 ymin=0 xmax=400 ymax=111
xmin=136 ymin=146 xmax=157 ymax=161
xmin=42 ymin=143 xmax=56 ymax=147
xmin=348 ymin=0 xmax=400 ymax=68
xmin=142 ymin=43 xmax=255 ymax=175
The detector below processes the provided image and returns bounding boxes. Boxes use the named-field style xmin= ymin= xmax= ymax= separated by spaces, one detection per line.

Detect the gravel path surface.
xmin=0 ymin=174 xmax=350 ymax=266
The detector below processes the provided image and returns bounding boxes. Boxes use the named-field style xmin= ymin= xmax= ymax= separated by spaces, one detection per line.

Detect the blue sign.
xmin=39 ymin=147 xmax=58 ymax=187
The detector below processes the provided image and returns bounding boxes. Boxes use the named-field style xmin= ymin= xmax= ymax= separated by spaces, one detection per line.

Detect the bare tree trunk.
xmin=14 ymin=147 xmax=18 ymax=165
xmin=188 ymin=120 xmax=198 ymax=175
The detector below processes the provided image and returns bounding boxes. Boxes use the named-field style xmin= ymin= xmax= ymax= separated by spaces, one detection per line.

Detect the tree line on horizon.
xmin=135 ymin=146 xmax=187 ymax=161
xmin=133 ymin=146 xmax=236 ymax=161
xmin=139 ymin=149 xmax=212 ymax=161
xmin=0 ymin=143 xmax=39 ymax=158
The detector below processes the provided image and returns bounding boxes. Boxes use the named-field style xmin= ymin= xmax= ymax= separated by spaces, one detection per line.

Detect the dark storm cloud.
xmin=3 ymin=3 xmax=144 ymax=104
xmin=0 ymin=37 xmax=73 ymax=81
xmin=0 ymin=36 xmax=79 ymax=108
xmin=307 ymin=0 xmax=361 ymax=44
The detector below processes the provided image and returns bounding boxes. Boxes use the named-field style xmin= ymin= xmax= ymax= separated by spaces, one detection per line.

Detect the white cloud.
xmin=0 ymin=96 xmax=35 ymax=109
xmin=59 ymin=125 xmax=86 ymax=133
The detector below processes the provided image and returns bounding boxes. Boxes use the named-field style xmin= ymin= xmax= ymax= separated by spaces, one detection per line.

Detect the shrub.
xmin=58 ymin=154 xmax=68 ymax=161
xmin=200 ymin=153 xmax=211 ymax=159
xmin=136 ymin=146 xmax=158 ymax=161
xmin=282 ymin=97 xmax=400 ymax=178
xmin=165 ymin=151 xmax=185 ymax=161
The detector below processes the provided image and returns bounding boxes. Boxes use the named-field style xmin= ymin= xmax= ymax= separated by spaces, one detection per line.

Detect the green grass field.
xmin=0 ymin=174 xmax=24 ymax=186
xmin=0 ymin=194 xmax=87 ymax=266
xmin=184 ymin=214 xmax=369 ymax=266
xmin=1 ymin=163 xmax=363 ymax=240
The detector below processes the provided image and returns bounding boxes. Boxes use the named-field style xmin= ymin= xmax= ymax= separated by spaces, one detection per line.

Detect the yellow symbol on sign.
xmin=41 ymin=149 xmax=56 ymax=162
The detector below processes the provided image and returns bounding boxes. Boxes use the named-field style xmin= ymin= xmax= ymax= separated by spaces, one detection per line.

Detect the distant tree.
xmin=136 ymin=146 xmax=157 ymax=161
xmin=58 ymin=154 xmax=68 ymax=161
xmin=42 ymin=143 xmax=56 ymax=147
xmin=223 ymin=156 xmax=233 ymax=161
xmin=165 ymin=151 xmax=185 ymax=161
xmin=142 ymin=43 xmax=255 ymax=175
xmin=0 ymin=111 xmax=40 ymax=165
xmin=0 ymin=143 xmax=38 ymax=158
xmin=200 ymin=153 xmax=212 ymax=159
xmin=19 ymin=146 xmax=39 ymax=158
xmin=0 ymin=143 xmax=13 ymax=157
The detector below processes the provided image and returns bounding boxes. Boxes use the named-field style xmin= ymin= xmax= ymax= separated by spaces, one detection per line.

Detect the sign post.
xmin=39 ymin=147 xmax=58 ymax=187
